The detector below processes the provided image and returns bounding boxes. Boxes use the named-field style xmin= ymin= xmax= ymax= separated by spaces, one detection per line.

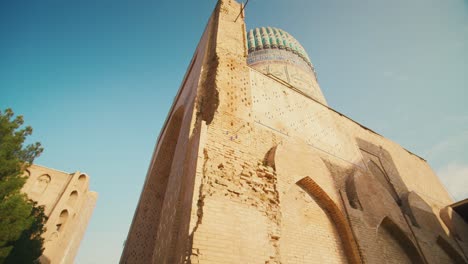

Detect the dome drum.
xmin=247 ymin=48 xmax=315 ymax=76
xmin=247 ymin=27 xmax=313 ymax=68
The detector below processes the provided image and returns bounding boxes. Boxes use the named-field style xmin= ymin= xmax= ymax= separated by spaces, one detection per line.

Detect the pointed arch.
xmin=78 ymin=174 xmax=87 ymax=189
xmin=377 ymin=217 xmax=425 ymax=263
xmin=404 ymin=194 xmax=467 ymax=263
xmin=436 ymin=235 xmax=467 ymax=264
xmin=68 ymin=190 xmax=79 ymax=207
xmin=56 ymin=210 xmax=69 ymax=233
xmin=296 ymin=177 xmax=362 ymax=264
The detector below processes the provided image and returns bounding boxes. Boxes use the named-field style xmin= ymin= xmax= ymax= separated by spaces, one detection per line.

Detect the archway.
xmin=295 ymin=177 xmax=362 ymax=264
xmin=377 ymin=217 xmax=425 ymax=264
xmin=122 ymin=106 xmax=185 ymax=263
xmin=56 ymin=210 xmax=69 ymax=233
xmin=68 ymin=191 xmax=78 ymax=207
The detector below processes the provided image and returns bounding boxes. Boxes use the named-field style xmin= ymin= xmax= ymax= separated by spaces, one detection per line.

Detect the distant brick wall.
xmin=23 ymin=165 xmax=97 ymax=264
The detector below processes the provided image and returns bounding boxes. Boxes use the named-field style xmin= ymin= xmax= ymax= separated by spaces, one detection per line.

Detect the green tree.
xmin=0 ymin=108 xmax=46 ymax=264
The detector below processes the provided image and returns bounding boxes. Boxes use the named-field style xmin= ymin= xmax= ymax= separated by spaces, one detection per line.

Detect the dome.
xmin=246 ymin=27 xmax=326 ymax=104
xmin=247 ymin=27 xmax=312 ymax=67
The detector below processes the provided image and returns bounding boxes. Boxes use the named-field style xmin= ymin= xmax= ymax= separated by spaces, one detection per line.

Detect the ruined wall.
xmin=246 ymin=30 xmax=466 ymax=264
xmin=121 ymin=1 xmax=222 ymax=262
xmin=122 ymin=0 xmax=467 ymax=263
xmin=22 ymin=165 xmax=97 ymax=264
xmin=184 ymin=1 xmax=360 ymax=263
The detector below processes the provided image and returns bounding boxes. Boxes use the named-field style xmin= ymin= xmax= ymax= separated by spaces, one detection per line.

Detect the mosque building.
xmin=121 ymin=1 xmax=468 ymax=263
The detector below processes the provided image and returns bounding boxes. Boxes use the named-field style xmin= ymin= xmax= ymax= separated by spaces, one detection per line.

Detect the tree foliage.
xmin=0 ymin=108 xmax=46 ymax=264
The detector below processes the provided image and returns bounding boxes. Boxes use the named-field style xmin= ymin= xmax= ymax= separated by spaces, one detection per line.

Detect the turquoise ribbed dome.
xmin=247 ymin=27 xmax=311 ymax=66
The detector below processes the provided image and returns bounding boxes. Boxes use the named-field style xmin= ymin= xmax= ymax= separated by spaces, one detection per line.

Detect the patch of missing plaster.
xmin=195 ymin=2 xmax=220 ymax=126
xmin=188 ymin=145 xmax=282 ymax=263
xmin=257 ymin=162 xmax=282 ymax=264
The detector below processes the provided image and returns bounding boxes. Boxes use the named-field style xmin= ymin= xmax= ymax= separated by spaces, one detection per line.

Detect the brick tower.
xmin=121 ymin=1 xmax=468 ymax=263
xmin=22 ymin=165 xmax=97 ymax=264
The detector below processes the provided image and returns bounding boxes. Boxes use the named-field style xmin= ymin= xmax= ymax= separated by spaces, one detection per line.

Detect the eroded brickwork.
xmin=121 ymin=0 xmax=468 ymax=263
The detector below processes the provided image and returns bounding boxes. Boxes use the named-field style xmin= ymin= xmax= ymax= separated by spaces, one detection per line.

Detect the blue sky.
xmin=1 ymin=0 xmax=467 ymax=263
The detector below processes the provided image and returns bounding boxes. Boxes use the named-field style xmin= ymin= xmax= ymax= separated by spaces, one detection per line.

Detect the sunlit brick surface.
xmin=22 ymin=165 xmax=97 ymax=264
xmin=121 ymin=1 xmax=467 ymax=263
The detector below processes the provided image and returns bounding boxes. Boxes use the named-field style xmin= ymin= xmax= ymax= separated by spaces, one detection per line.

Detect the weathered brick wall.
xmin=120 ymin=8 xmax=215 ymax=263
xmin=122 ymin=0 xmax=467 ymax=263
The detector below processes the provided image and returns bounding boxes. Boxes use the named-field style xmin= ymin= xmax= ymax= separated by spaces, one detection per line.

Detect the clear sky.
xmin=1 ymin=0 xmax=467 ymax=263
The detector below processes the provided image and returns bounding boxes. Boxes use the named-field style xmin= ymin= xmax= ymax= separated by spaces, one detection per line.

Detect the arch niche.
xmin=377 ymin=217 xmax=425 ymax=264
xmin=345 ymin=169 xmax=427 ymax=263
xmin=68 ymin=191 xmax=79 ymax=207
xmin=32 ymin=174 xmax=51 ymax=195
xmin=273 ymin=142 xmax=361 ymax=264
xmin=56 ymin=210 xmax=69 ymax=232
xmin=122 ymin=106 xmax=185 ymax=262
xmin=78 ymin=174 xmax=87 ymax=189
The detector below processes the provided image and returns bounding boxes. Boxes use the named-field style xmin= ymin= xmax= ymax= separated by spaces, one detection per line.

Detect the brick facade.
xmin=22 ymin=165 xmax=97 ymax=264
xmin=121 ymin=1 xmax=468 ymax=263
